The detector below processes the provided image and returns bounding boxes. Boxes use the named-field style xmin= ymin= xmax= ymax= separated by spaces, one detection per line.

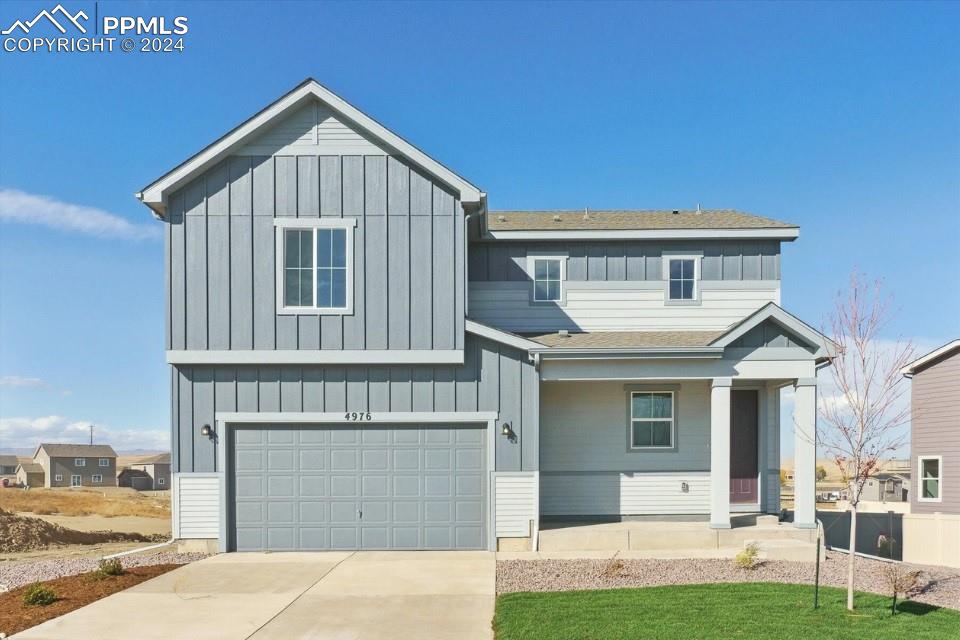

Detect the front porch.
xmin=533 ymin=515 xmax=818 ymax=561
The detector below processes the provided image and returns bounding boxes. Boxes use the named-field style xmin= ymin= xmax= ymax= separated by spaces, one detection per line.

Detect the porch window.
xmin=919 ymin=456 xmax=941 ymax=501
xmin=630 ymin=391 xmax=674 ymax=448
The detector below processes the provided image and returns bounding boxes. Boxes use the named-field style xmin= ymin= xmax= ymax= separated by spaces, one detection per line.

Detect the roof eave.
xmin=535 ymin=347 xmax=725 ymax=360
xmin=484 ymin=228 xmax=800 ymax=241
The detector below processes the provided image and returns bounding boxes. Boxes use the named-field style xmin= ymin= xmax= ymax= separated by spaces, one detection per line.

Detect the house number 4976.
xmin=344 ymin=412 xmax=372 ymax=421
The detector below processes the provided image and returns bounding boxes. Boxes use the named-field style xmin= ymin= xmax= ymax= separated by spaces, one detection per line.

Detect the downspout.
xmin=102 ymin=538 xmax=176 ymax=560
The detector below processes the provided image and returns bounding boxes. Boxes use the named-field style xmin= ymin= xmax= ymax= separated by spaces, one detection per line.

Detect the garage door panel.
xmin=231 ymin=423 xmax=486 ymax=551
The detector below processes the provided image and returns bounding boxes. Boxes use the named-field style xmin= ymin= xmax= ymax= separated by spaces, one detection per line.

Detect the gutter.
xmin=533 ymin=347 xmax=725 ymax=360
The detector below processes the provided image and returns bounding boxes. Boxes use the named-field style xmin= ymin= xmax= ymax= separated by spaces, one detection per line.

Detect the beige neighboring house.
xmin=901 ymin=339 xmax=960 ymax=568
xmin=0 ymin=454 xmax=18 ymax=483
xmin=15 ymin=462 xmax=44 ymax=487
xmin=33 ymin=443 xmax=119 ymax=488
xmin=119 ymin=453 xmax=171 ymax=490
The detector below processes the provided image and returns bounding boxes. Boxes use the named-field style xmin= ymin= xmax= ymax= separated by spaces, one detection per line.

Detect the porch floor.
xmin=534 ymin=515 xmax=818 ymax=560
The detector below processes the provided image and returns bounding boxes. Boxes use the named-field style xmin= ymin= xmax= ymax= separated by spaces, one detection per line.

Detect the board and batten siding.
xmin=172 ymin=473 xmax=220 ymax=539
xmin=165 ymin=153 xmax=465 ymax=353
xmin=494 ymin=473 xmax=538 ymax=537
xmin=910 ymin=351 xmax=960 ymax=514
xmin=469 ymin=241 xmax=781 ymax=282
xmin=170 ymin=334 xmax=538 ymax=475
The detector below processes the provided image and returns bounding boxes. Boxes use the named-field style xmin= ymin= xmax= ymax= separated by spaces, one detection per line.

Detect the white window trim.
xmin=526 ymin=253 xmax=568 ymax=306
xmin=158 ymin=477 xmax=165 ymax=486
xmin=74 ymin=458 xmax=86 ymax=467
xmin=99 ymin=458 xmax=109 ymax=467
xmin=629 ymin=390 xmax=676 ymax=449
xmin=70 ymin=474 xmax=81 ymax=487
xmin=662 ymin=254 xmax=702 ymax=304
xmin=92 ymin=474 xmax=103 ymax=484
xmin=918 ymin=455 xmax=943 ymax=503
xmin=54 ymin=474 xmax=63 ymax=482
xmin=274 ymin=218 xmax=357 ymax=316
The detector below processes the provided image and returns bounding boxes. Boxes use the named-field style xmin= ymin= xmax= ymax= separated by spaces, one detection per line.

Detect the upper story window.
xmin=668 ymin=258 xmax=696 ymax=300
xmin=534 ymin=259 xmax=562 ymax=302
xmin=919 ymin=456 xmax=942 ymax=502
xmin=99 ymin=458 xmax=110 ymax=467
xmin=630 ymin=391 xmax=674 ymax=449
xmin=527 ymin=254 xmax=567 ymax=305
xmin=275 ymin=219 xmax=356 ymax=315
xmin=74 ymin=458 xmax=86 ymax=467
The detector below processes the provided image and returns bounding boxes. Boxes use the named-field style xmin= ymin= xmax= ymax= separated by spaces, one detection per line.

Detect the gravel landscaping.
xmin=497 ymin=552 xmax=960 ymax=610
xmin=0 ymin=551 xmax=207 ymax=592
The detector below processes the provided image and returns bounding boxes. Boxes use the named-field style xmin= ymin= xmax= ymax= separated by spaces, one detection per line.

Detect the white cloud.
xmin=0 ymin=375 xmax=44 ymax=388
xmin=0 ymin=415 xmax=168 ymax=452
xmin=0 ymin=188 xmax=160 ymax=240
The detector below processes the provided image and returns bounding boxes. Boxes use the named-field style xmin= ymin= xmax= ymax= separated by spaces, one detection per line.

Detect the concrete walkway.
xmin=14 ymin=552 xmax=495 ymax=640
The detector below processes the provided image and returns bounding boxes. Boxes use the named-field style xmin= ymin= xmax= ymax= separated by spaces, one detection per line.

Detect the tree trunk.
xmin=847 ymin=506 xmax=858 ymax=611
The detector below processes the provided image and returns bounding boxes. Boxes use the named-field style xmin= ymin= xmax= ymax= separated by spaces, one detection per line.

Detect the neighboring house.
xmin=137 ymin=79 xmax=836 ymax=553
xmin=33 ymin=443 xmax=118 ymax=488
xmin=15 ymin=462 xmax=44 ymax=487
xmin=855 ymin=473 xmax=910 ymax=503
xmin=119 ymin=454 xmax=171 ymax=490
xmin=0 ymin=454 xmax=18 ymax=479
xmin=900 ymin=339 xmax=960 ymax=567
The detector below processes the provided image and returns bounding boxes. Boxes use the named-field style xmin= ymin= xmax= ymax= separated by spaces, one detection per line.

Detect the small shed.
xmin=118 ymin=468 xmax=153 ymax=491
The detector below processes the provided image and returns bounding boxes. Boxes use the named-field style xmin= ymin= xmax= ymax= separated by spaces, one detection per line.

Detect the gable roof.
xmin=136 ymin=453 xmax=171 ymax=465
xmin=485 ymin=210 xmax=799 ymax=240
xmin=17 ymin=462 xmax=43 ymax=474
xmin=710 ymin=302 xmax=837 ymax=360
xmin=901 ymin=339 xmax=960 ymax=377
xmin=137 ymin=78 xmax=482 ymax=216
xmin=36 ymin=443 xmax=117 ymax=459
xmin=0 ymin=454 xmax=18 ymax=467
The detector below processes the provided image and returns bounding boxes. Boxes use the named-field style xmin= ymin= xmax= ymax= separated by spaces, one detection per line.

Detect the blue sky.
xmin=0 ymin=1 xmax=957 ymax=452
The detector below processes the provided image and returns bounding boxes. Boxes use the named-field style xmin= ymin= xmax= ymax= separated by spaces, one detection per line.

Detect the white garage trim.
xmin=213 ymin=411 xmax=499 ymax=552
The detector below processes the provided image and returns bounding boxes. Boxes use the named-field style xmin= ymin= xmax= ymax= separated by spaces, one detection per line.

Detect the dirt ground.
xmin=0 ymin=509 xmax=165 ymax=554
xmin=19 ymin=513 xmax=171 ymax=536
xmin=0 ymin=564 xmax=183 ymax=636
xmin=1 ymin=541 xmax=161 ymax=564
xmin=0 ymin=487 xmax=170 ymax=519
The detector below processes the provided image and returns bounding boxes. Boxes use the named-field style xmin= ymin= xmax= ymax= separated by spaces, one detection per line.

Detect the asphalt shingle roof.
xmin=487 ymin=209 xmax=796 ymax=231
xmin=38 ymin=443 xmax=117 ymax=458
xmin=527 ymin=330 xmax=724 ymax=349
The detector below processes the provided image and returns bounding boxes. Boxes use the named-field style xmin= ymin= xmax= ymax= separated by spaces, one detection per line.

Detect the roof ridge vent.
xmin=672 ymin=209 xmax=679 ymax=215
xmin=558 ymin=329 xmax=570 ymax=337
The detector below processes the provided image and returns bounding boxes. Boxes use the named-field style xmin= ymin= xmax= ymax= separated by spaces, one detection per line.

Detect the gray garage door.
xmin=230 ymin=423 xmax=486 ymax=551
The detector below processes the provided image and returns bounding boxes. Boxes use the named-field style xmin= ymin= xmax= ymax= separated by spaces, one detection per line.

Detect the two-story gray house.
xmin=32 ymin=443 xmax=118 ymax=488
xmin=138 ymin=79 xmax=836 ymax=553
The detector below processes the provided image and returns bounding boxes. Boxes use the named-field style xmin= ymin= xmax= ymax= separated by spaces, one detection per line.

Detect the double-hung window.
xmin=919 ymin=456 xmax=942 ymax=501
xmin=99 ymin=458 xmax=109 ymax=467
xmin=75 ymin=458 xmax=86 ymax=467
xmin=534 ymin=259 xmax=562 ymax=302
xmin=668 ymin=258 xmax=697 ymax=301
xmin=630 ymin=391 xmax=674 ymax=448
xmin=92 ymin=474 xmax=103 ymax=484
xmin=276 ymin=220 xmax=355 ymax=314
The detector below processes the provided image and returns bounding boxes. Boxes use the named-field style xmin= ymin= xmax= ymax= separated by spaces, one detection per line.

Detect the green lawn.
xmin=494 ymin=583 xmax=960 ymax=639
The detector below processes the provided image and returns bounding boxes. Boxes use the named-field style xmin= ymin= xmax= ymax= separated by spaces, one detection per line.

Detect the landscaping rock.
xmin=0 ymin=551 xmax=206 ymax=592
xmin=496 ymin=553 xmax=960 ymax=610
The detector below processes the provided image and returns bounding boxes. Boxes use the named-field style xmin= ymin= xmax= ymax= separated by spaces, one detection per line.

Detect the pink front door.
xmin=730 ymin=390 xmax=759 ymax=503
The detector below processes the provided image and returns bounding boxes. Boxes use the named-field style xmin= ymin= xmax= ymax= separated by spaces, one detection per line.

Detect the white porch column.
xmin=710 ymin=377 xmax=732 ymax=529
xmin=793 ymin=378 xmax=818 ymax=529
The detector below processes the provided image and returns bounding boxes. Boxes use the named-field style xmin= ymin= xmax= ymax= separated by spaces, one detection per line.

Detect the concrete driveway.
xmin=15 ymin=551 xmax=495 ymax=640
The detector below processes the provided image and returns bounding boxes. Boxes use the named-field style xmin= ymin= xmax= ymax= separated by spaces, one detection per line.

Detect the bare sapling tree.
xmin=818 ymin=272 xmax=915 ymax=611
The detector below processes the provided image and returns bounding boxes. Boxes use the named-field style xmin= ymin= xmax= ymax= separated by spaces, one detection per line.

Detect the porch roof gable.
xmin=709 ymin=303 xmax=838 ymax=360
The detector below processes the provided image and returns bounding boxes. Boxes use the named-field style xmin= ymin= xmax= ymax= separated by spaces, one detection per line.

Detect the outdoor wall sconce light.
xmin=501 ymin=422 xmax=514 ymax=437
xmin=200 ymin=424 xmax=215 ymax=440
xmin=681 ymin=482 xmax=689 ymax=493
